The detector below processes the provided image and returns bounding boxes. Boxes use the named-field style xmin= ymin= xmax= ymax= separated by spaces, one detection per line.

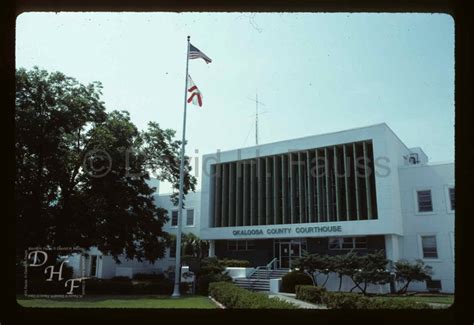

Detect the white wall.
xmin=398 ymin=163 xmax=454 ymax=293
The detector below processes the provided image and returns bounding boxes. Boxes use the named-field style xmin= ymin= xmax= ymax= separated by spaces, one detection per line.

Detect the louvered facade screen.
xmin=209 ymin=140 xmax=378 ymax=227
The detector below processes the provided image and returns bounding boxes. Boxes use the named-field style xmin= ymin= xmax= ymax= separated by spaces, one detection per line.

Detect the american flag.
xmin=189 ymin=43 xmax=212 ymax=64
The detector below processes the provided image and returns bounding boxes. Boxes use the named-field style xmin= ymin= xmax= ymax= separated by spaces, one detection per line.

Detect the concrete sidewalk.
xmin=268 ymin=292 xmax=327 ymax=309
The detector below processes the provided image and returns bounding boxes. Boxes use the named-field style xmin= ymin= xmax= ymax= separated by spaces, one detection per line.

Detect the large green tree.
xmin=15 ymin=67 xmax=196 ymax=262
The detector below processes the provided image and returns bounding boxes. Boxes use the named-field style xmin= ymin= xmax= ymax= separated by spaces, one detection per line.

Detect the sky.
xmin=16 ymin=12 xmax=455 ymax=193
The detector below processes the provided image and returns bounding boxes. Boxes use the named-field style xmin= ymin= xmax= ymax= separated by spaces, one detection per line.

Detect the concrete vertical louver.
xmin=257 ymin=158 xmax=265 ymax=225
xmin=298 ymin=152 xmax=306 ymax=224
xmin=343 ymin=144 xmax=350 ymax=221
xmin=214 ymin=164 xmax=222 ymax=227
xmin=315 ymin=149 xmax=322 ymax=222
xmin=236 ymin=161 xmax=243 ymax=226
xmin=265 ymin=157 xmax=273 ymax=225
xmin=250 ymin=160 xmax=257 ymax=226
xmin=282 ymin=155 xmax=289 ymax=224
xmin=243 ymin=162 xmax=250 ymax=226
xmin=306 ymin=151 xmax=315 ymax=223
xmin=273 ymin=156 xmax=281 ymax=224
xmin=352 ymin=143 xmax=361 ymax=220
xmin=289 ymin=153 xmax=297 ymax=224
xmin=228 ymin=163 xmax=235 ymax=227
xmin=363 ymin=142 xmax=373 ymax=220
xmin=221 ymin=164 xmax=229 ymax=227
xmin=324 ymin=148 xmax=331 ymax=222
xmin=334 ymin=146 xmax=341 ymax=221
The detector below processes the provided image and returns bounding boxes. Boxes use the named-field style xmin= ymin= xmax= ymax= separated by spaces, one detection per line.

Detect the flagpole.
xmin=171 ymin=35 xmax=191 ymax=298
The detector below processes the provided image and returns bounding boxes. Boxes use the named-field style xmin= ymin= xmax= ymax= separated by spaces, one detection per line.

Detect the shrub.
xmin=196 ymin=273 xmax=232 ymax=296
xmin=132 ymin=279 xmax=173 ymax=294
xmin=133 ymin=272 xmax=165 ymax=281
xmin=85 ymin=278 xmax=134 ymax=295
xmin=209 ymin=282 xmax=296 ymax=309
xmin=394 ymin=259 xmax=433 ymax=294
xmin=111 ymin=276 xmax=132 ymax=282
xmin=281 ymin=271 xmax=313 ymax=293
xmin=321 ymin=292 xmax=433 ymax=309
xmin=322 ymin=292 xmax=373 ymax=309
xmin=219 ymin=259 xmax=251 ymax=267
xmin=295 ymin=285 xmax=327 ymax=304
xmin=369 ymin=299 xmax=432 ymax=309
xmin=84 ymin=277 xmax=189 ymax=295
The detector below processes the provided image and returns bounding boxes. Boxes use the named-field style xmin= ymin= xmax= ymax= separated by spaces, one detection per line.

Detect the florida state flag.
xmin=187 ymin=75 xmax=203 ymax=107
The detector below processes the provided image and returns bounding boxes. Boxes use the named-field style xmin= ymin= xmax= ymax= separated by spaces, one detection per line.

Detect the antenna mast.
xmin=248 ymin=92 xmax=265 ymax=145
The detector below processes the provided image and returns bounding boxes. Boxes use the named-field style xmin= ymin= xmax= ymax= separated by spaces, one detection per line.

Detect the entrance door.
xmin=278 ymin=241 xmax=302 ymax=269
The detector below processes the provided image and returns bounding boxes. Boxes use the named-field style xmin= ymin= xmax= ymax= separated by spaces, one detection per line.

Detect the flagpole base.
xmin=171 ymin=284 xmax=181 ymax=298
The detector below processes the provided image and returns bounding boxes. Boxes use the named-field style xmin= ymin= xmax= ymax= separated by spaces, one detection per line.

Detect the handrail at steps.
xmin=247 ymin=257 xmax=279 ymax=279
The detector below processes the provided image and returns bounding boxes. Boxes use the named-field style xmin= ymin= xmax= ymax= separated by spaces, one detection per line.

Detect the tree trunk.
xmin=311 ymin=271 xmax=318 ymax=286
xmin=362 ymin=282 xmax=368 ymax=295
xmin=397 ymin=281 xmax=411 ymax=294
xmin=338 ymin=274 xmax=343 ymax=291
xmin=322 ymin=274 xmax=330 ymax=287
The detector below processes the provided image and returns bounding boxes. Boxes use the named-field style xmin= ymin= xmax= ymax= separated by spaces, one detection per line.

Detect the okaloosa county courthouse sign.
xmin=232 ymin=225 xmax=343 ymax=238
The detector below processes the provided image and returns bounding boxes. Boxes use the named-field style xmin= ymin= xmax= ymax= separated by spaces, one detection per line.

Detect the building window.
xmin=426 ymin=279 xmax=442 ymax=292
xmin=171 ymin=210 xmax=178 ymax=227
xmin=246 ymin=240 xmax=256 ymax=250
xmin=90 ymin=255 xmax=98 ymax=277
xmin=421 ymin=235 xmax=438 ymax=259
xmin=354 ymin=237 xmax=368 ymax=249
xmin=186 ymin=209 xmax=194 ymax=226
xmin=227 ymin=240 xmax=255 ymax=251
xmin=448 ymin=187 xmax=455 ymax=211
xmin=328 ymin=237 xmax=368 ymax=250
xmin=417 ymin=190 xmax=433 ymax=213
xmin=169 ymin=244 xmax=176 ymax=258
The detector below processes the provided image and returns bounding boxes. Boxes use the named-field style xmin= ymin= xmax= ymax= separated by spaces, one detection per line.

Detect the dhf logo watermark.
xmin=24 ymin=247 xmax=88 ymax=298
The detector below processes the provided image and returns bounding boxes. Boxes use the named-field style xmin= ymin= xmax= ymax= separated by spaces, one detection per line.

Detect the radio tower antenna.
xmin=247 ymin=92 xmax=266 ymax=145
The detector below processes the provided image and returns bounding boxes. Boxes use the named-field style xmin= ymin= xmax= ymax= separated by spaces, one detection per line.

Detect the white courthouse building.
xmin=72 ymin=123 xmax=454 ymax=294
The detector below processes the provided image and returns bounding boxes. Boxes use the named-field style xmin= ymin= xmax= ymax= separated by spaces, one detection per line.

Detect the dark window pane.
xmin=342 ymin=237 xmax=354 ymax=249
xmin=90 ymin=255 xmax=97 ymax=277
xmin=228 ymin=241 xmax=237 ymax=251
xmin=171 ymin=210 xmax=178 ymax=226
xmin=246 ymin=240 xmax=255 ymax=250
xmin=426 ymin=280 xmax=442 ymax=292
xmin=328 ymin=237 xmax=341 ymax=250
xmin=422 ymin=236 xmax=438 ymax=258
xmin=355 ymin=237 xmax=368 ymax=249
xmin=186 ymin=209 xmax=194 ymax=226
xmin=169 ymin=244 xmax=176 ymax=258
xmin=449 ymin=188 xmax=455 ymax=210
xmin=417 ymin=190 xmax=433 ymax=212
xmin=237 ymin=240 xmax=246 ymax=250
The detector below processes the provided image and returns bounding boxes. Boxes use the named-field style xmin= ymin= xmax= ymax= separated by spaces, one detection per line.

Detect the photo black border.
xmin=3 ymin=0 xmax=472 ymax=324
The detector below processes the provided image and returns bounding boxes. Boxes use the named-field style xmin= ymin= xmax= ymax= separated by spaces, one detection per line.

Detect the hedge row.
xmin=85 ymin=278 xmax=189 ymax=295
xmin=295 ymin=286 xmax=432 ymax=309
xmin=295 ymin=285 xmax=327 ymax=304
xmin=209 ymin=282 xmax=297 ymax=309
xmin=218 ymin=259 xmax=251 ymax=268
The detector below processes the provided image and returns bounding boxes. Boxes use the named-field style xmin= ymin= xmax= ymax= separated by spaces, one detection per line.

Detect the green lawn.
xmin=373 ymin=295 xmax=454 ymax=305
xmin=17 ymin=295 xmax=218 ymax=309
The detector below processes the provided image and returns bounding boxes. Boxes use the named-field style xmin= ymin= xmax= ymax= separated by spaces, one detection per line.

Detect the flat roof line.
xmin=204 ymin=122 xmax=391 ymax=156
